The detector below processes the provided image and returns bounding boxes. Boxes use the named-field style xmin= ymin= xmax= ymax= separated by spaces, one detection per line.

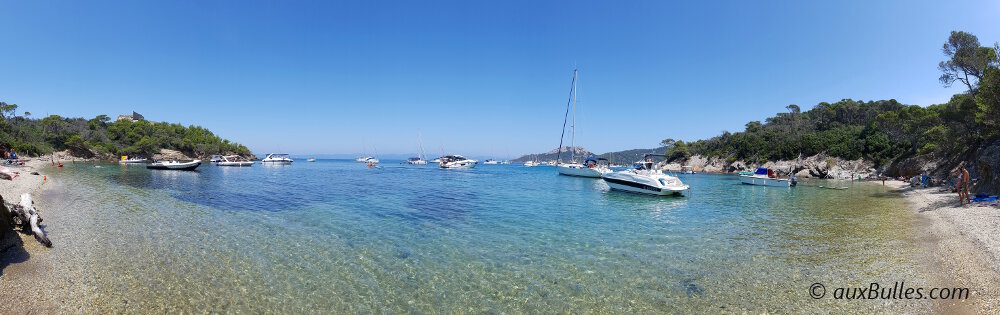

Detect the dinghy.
xmin=147 ymin=160 xmax=201 ymax=171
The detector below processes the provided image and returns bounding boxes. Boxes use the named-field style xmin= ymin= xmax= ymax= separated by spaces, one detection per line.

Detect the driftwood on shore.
xmin=1 ymin=193 xmax=51 ymax=247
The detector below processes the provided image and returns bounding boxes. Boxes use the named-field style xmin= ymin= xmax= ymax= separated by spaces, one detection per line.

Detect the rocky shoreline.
xmin=663 ymin=154 xmax=877 ymax=179
xmin=52 ymin=148 xmax=256 ymax=163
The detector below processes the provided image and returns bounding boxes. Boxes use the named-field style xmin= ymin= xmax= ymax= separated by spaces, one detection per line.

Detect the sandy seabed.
xmin=3 ymin=163 xmax=1000 ymax=313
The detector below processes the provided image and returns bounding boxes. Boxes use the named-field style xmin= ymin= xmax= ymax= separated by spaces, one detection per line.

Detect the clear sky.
xmin=1 ymin=0 xmax=998 ymax=157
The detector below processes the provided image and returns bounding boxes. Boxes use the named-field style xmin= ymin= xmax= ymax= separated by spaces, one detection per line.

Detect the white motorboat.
xmin=119 ymin=156 xmax=147 ymax=164
xmin=307 ymin=158 xmax=316 ymax=162
xmin=217 ymin=155 xmax=253 ymax=167
xmin=261 ymin=153 xmax=293 ymax=163
xmin=209 ymin=155 xmax=224 ymax=163
xmin=739 ymin=167 xmax=797 ymax=187
xmin=557 ymin=158 xmax=612 ymax=178
xmin=524 ymin=161 xmax=539 ymax=167
xmin=438 ymin=155 xmax=478 ymax=169
xmin=602 ymin=155 xmax=689 ymax=196
xmin=483 ymin=159 xmax=500 ymax=165
xmin=147 ymin=160 xmax=201 ymax=171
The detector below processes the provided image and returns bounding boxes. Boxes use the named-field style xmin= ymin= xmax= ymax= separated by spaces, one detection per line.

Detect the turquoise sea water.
xmin=39 ymin=160 xmax=934 ymax=312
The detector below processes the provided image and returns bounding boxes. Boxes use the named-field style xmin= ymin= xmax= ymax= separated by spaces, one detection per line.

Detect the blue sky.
xmin=1 ymin=0 xmax=998 ymax=158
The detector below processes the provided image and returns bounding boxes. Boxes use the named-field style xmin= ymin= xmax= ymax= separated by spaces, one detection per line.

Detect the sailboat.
xmin=555 ymin=68 xmax=611 ymax=178
xmin=408 ymin=133 xmax=428 ymax=165
xmin=524 ymin=154 xmax=539 ymax=167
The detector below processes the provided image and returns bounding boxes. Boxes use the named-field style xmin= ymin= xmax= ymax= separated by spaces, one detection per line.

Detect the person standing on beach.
xmin=961 ymin=165 xmax=971 ymax=205
xmin=955 ymin=168 xmax=964 ymax=203
xmin=956 ymin=165 xmax=970 ymax=205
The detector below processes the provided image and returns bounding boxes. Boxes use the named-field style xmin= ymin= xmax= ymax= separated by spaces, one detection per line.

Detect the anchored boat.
xmin=408 ymin=133 xmax=428 ymax=165
xmin=739 ymin=167 xmax=797 ymax=187
xmin=438 ymin=155 xmax=478 ymax=169
xmin=558 ymin=158 xmax=612 ymax=178
xmin=119 ymin=156 xmax=147 ymax=164
xmin=217 ymin=155 xmax=254 ymax=167
xmin=553 ymin=68 xmax=610 ymax=178
xmin=147 ymin=160 xmax=201 ymax=171
xmin=261 ymin=153 xmax=293 ymax=164
xmin=602 ymin=154 xmax=689 ymax=196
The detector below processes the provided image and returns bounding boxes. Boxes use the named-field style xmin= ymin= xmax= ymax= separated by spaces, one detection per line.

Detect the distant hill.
xmin=512 ymin=146 xmax=592 ymax=163
xmin=513 ymin=146 xmax=667 ymax=164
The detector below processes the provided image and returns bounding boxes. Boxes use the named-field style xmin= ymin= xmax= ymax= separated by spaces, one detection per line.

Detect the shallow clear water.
xmin=39 ymin=160 xmax=931 ymax=312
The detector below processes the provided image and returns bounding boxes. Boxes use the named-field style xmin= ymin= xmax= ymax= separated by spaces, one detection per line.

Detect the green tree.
xmin=660 ymin=138 xmax=675 ymax=148
xmin=0 ymin=101 xmax=17 ymax=120
xmin=667 ymin=140 xmax=690 ymax=162
xmin=976 ymin=66 xmax=1000 ymax=138
xmin=939 ymin=31 xmax=995 ymax=95
xmin=64 ymin=134 xmax=93 ymax=157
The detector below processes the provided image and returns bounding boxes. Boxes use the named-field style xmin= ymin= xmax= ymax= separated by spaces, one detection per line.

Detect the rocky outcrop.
xmin=153 ymin=149 xmax=195 ymax=161
xmin=969 ymin=139 xmax=1000 ymax=194
xmin=674 ymin=154 xmax=876 ymax=179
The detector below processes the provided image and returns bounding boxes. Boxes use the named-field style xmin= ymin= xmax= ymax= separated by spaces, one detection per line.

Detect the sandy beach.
xmin=0 ymin=159 xmax=60 ymax=311
xmin=897 ymin=182 xmax=1000 ymax=313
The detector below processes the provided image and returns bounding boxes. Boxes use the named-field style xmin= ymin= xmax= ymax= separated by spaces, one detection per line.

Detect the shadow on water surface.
xmin=107 ymin=168 xmax=315 ymax=212
xmin=398 ymin=189 xmax=476 ymax=224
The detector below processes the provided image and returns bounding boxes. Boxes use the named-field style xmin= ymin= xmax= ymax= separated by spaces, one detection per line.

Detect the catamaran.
xmin=554 ymin=68 xmax=611 ymax=178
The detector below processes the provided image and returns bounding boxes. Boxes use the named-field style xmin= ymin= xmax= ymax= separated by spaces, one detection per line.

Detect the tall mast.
xmin=571 ymin=68 xmax=577 ymax=163
xmin=556 ymin=68 xmax=577 ymax=165
xmin=417 ymin=132 xmax=425 ymax=160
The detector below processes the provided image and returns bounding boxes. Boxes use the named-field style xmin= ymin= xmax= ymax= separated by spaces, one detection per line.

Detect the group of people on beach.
xmin=2 ymin=148 xmax=20 ymax=165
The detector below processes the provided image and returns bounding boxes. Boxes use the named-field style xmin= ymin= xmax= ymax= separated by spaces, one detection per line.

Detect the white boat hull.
xmin=440 ymin=161 xmax=477 ymax=169
xmin=602 ymin=170 xmax=688 ymax=196
xmin=408 ymin=160 xmax=427 ymax=165
xmin=739 ymin=175 xmax=794 ymax=187
xmin=217 ymin=161 xmax=254 ymax=167
xmin=147 ymin=160 xmax=201 ymax=171
xmin=557 ymin=164 xmax=610 ymax=178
